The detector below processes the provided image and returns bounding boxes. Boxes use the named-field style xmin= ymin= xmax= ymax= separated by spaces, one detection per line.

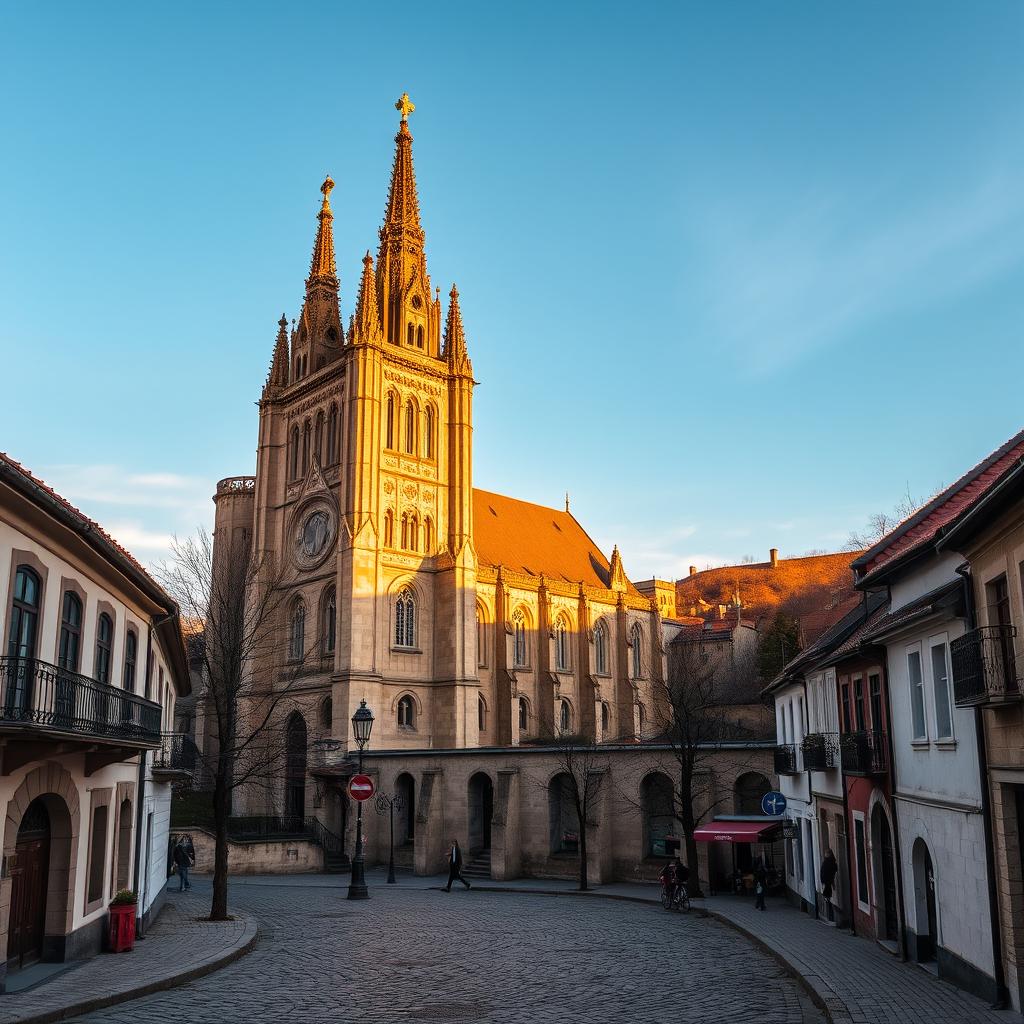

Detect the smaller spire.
xmin=565 ymin=492 xmax=571 ymax=513
xmin=609 ymin=545 xmax=627 ymax=592
xmin=308 ymin=175 xmax=337 ymax=283
xmin=352 ymin=251 xmax=383 ymax=346
xmin=263 ymin=314 xmax=291 ymax=398
xmin=444 ymin=284 xmax=472 ymax=375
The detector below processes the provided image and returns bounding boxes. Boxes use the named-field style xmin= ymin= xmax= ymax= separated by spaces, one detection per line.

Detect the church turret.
xmin=350 ymin=252 xmax=383 ymax=347
xmin=376 ymin=93 xmax=441 ymax=356
xmin=292 ymin=176 xmax=343 ymax=381
xmin=445 ymin=283 xmax=474 ymax=556
xmin=261 ymin=314 xmax=290 ymax=400
xmin=443 ymin=284 xmax=473 ymax=377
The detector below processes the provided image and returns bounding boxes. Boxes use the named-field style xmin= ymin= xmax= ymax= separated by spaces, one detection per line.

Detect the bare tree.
xmin=845 ymin=485 xmax=936 ymax=551
xmin=530 ymin=718 xmax=607 ymax=892
xmin=158 ymin=529 xmax=311 ymax=921
xmin=649 ymin=632 xmax=767 ymax=896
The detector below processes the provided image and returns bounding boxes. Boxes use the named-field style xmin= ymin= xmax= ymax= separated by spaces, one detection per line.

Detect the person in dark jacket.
xmin=444 ymin=839 xmax=471 ymax=892
xmin=820 ymin=848 xmax=838 ymax=921
xmin=173 ymin=839 xmax=193 ymax=892
xmin=753 ymin=859 xmax=768 ymax=911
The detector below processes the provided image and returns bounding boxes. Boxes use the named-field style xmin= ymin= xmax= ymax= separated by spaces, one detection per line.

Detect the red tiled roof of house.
xmin=473 ymin=489 xmax=640 ymax=595
xmin=852 ymin=428 xmax=1024 ymax=583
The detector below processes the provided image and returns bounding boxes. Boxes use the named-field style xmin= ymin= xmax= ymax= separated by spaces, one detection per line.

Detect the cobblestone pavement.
xmin=68 ymin=876 xmax=823 ymax=1024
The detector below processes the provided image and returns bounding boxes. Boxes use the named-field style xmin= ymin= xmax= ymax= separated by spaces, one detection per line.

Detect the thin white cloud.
xmin=694 ymin=168 xmax=1024 ymax=373
xmin=104 ymin=521 xmax=176 ymax=555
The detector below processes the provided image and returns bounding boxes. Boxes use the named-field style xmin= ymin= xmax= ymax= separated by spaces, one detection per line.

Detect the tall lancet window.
xmin=594 ymin=621 xmax=608 ymax=675
xmin=424 ymin=406 xmax=435 ymax=460
xmin=386 ymin=393 xmax=396 ymax=449
xmin=630 ymin=622 xmax=643 ymax=679
xmin=404 ymin=402 xmax=416 ymax=454
xmin=395 ymin=588 xmax=416 ymax=648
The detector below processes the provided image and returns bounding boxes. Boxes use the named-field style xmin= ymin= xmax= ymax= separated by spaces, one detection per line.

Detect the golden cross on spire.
xmin=395 ymin=92 xmax=415 ymax=122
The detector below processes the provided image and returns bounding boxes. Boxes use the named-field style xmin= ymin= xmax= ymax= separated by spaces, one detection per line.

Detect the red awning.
xmin=693 ymin=820 xmax=781 ymax=843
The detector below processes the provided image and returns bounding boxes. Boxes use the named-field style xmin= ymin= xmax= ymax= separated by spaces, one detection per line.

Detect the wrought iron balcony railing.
xmin=841 ymin=730 xmax=888 ymax=776
xmin=951 ymin=626 xmax=1022 ymax=707
xmin=153 ymin=732 xmax=199 ymax=772
xmin=774 ymin=743 xmax=799 ymax=775
xmin=801 ymin=732 xmax=840 ymax=771
xmin=0 ymin=656 xmax=161 ymax=745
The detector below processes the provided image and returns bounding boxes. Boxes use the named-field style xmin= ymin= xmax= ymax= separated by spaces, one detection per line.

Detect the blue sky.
xmin=2 ymin=2 xmax=1023 ymax=579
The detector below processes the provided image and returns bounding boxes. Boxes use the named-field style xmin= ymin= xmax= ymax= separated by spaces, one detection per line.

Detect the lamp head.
xmin=352 ymin=699 xmax=374 ymax=749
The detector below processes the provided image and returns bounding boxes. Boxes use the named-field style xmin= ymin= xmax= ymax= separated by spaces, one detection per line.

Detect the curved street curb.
xmin=440 ymin=885 xmax=839 ymax=1023
xmin=2 ymin=911 xmax=260 ymax=1024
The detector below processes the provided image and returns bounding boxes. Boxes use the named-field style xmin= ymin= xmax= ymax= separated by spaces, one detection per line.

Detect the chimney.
xmin=770 ymin=548 xmax=779 ymax=569
xmin=689 ymin=565 xmax=697 ymax=577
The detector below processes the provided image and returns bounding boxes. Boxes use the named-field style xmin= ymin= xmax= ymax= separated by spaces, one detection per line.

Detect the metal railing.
xmin=225 ymin=815 xmax=344 ymax=856
xmin=774 ymin=743 xmax=799 ymax=775
xmin=153 ymin=732 xmax=199 ymax=772
xmin=951 ymin=626 xmax=1021 ymax=707
xmin=840 ymin=730 xmax=888 ymax=776
xmin=0 ymin=656 xmax=161 ymax=744
xmin=801 ymin=732 xmax=839 ymax=771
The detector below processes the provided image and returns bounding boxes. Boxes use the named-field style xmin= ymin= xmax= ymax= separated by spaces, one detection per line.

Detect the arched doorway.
xmin=8 ymin=798 xmax=51 ymax=968
xmin=285 ymin=712 xmax=308 ymax=824
xmin=548 ymin=773 xmax=580 ymax=855
xmin=912 ymin=838 xmax=938 ymax=961
xmin=872 ymin=804 xmax=899 ymax=942
xmin=396 ymin=773 xmax=415 ymax=846
xmin=467 ymin=772 xmax=493 ymax=854
xmin=734 ymin=772 xmax=771 ymax=814
xmin=641 ymin=772 xmax=675 ymax=857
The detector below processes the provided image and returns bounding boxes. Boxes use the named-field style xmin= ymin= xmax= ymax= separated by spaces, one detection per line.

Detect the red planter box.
xmin=108 ymin=904 xmax=137 ymax=953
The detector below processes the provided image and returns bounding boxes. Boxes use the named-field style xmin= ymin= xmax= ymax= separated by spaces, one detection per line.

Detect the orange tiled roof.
xmin=473 ymin=488 xmax=637 ymax=595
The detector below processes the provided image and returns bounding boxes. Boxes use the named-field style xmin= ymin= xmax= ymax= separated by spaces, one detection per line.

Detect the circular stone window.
xmin=293 ymin=503 xmax=336 ymax=570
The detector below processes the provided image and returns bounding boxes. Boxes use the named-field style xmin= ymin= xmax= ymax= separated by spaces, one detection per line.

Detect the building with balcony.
xmin=0 ymin=453 xmax=189 ymax=989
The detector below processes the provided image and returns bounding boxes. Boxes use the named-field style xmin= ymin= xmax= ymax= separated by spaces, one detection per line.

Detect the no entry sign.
xmin=348 ymin=774 xmax=375 ymax=802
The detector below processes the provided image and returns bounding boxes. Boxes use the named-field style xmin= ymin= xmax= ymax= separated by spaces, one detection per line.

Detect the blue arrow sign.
xmin=761 ymin=790 xmax=787 ymax=816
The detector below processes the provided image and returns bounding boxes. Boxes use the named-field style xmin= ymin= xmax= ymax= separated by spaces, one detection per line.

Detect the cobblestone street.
xmin=69 ymin=877 xmax=822 ymax=1024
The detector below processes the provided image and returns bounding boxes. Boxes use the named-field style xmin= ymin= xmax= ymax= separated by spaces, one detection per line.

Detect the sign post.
xmin=761 ymin=790 xmax=788 ymax=816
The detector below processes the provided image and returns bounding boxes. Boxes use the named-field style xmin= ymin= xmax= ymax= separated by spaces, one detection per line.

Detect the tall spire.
xmin=444 ymin=284 xmax=472 ymax=376
xmin=262 ymin=314 xmax=290 ymax=399
xmin=351 ymin=252 xmax=383 ymax=346
xmin=308 ymin=175 xmax=337 ymax=284
xmin=381 ymin=98 xmax=423 ymax=239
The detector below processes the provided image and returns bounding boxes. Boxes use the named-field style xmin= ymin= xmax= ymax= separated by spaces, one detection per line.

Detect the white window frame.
xmin=928 ymin=632 xmax=955 ymax=741
xmin=906 ymin=643 xmax=928 ymax=742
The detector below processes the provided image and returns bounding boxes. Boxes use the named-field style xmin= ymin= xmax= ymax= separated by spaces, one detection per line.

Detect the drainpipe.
xmin=957 ymin=563 xmax=1008 ymax=1008
xmin=133 ymin=622 xmax=153 ymax=939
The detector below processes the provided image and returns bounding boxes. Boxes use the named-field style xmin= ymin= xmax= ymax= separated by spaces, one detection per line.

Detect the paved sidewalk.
xmin=0 ymin=890 xmax=257 ymax=1024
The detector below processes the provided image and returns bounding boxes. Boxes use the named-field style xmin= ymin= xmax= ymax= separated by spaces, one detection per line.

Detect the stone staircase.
xmin=463 ymin=848 xmax=492 ymax=880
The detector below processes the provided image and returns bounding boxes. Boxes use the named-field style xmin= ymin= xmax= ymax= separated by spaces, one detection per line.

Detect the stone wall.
xmin=183 ymin=827 xmax=324 ymax=874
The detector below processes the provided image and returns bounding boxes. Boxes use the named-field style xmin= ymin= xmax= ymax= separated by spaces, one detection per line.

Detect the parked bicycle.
xmin=660 ymin=877 xmax=690 ymax=913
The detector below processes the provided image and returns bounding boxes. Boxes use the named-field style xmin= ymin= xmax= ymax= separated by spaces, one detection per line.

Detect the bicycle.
xmin=659 ymin=879 xmax=691 ymax=913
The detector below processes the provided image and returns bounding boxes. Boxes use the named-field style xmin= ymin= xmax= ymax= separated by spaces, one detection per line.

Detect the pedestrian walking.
xmin=820 ymin=848 xmax=838 ymax=922
xmin=444 ymin=839 xmax=471 ymax=892
xmin=753 ymin=858 xmax=768 ymax=911
xmin=173 ymin=838 xmax=193 ymax=892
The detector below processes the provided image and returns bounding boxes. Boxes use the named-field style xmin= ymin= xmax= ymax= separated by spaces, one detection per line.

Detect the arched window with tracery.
xmin=404 ymin=402 xmax=416 ymax=454
xmin=289 ymin=598 xmax=305 ymax=661
xmin=384 ymin=509 xmax=394 ymax=548
xmin=424 ymin=406 xmax=435 ymax=460
xmin=386 ymin=393 xmax=396 ymax=449
xmin=630 ymin=622 xmax=643 ymax=679
xmin=555 ymin=618 xmax=570 ymax=671
xmin=395 ymin=588 xmax=416 ymax=649
xmin=398 ymin=694 xmax=416 ymax=729
xmin=314 ymin=411 xmax=324 ymax=465
xmin=594 ymin=620 xmax=608 ymax=675
xmin=289 ymin=426 xmax=300 ymax=479
xmin=513 ymin=610 xmax=527 ymax=668
xmin=326 ymin=404 xmax=339 ymax=463
xmin=322 ymin=587 xmax=336 ymax=655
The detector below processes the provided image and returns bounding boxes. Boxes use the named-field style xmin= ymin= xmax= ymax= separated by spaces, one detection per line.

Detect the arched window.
xmin=400 ymin=512 xmax=409 ymax=550
xmin=95 ymin=613 xmax=113 ymax=684
xmin=395 ymin=588 xmax=416 ymax=649
xmin=406 ymin=323 xmax=414 ymax=346
xmin=555 ymin=618 xmax=569 ymax=671
xmin=424 ymin=406 xmax=435 ymax=459
xmin=513 ymin=610 xmax=527 ymax=668
xmin=123 ymin=629 xmax=138 ymax=692
xmin=559 ymin=699 xmax=571 ymax=734
xmin=289 ymin=598 xmax=305 ymax=661
xmin=630 ymin=622 xmax=643 ymax=679
xmin=289 ymin=426 xmax=300 ymax=479
xmin=314 ymin=411 xmax=325 ymax=465
xmin=398 ymin=694 xmax=416 ymax=728
xmin=404 ymin=402 xmax=416 ymax=454
xmin=518 ymin=697 xmax=529 ymax=732
xmin=58 ymin=590 xmax=82 ymax=671
xmin=594 ymin=621 xmax=607 ymax=675
xmin=478 ymin=694 xmax=487 ymax=732
xmin=416 ymin=325 xmax=424 ymax=348
xmin=601 ymin=701 xmax=610 ymax=736
xmin=319 ymin=695 xmax=333 ymax=731
xmin=322 ymin=588 xmax=336 ymax=655
xmin=637 ymin=701 xmax=646 ymax=735
xmin=301 ymin=420 xmax=311 ymax=475
xmin=408 ymin=512 xmax=419 ymax=552
xmin=386 ymin=393 xmax=396 ymax=449
xmin=8 ymin=566 xmax=41 ymax=662
xmin=326 ymin=404 xmax=339 ymax=464
xmin=384 ymin=509 xmax=394 ymax=548
xmin=476 ymin=607 xmax=486 ymax=667
xmin=423 ymin=516 xmax=434 ymax=554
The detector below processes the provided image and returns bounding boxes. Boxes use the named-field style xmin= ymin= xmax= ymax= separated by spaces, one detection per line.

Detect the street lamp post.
xmin=347 ymin=699 xmax=374 ymax=901
xmin=375 ymin=792 xmax=405 ymax=885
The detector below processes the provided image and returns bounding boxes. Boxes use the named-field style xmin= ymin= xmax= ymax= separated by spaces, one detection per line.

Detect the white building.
xmin=0 ymin=453 xmax=189 ymax=990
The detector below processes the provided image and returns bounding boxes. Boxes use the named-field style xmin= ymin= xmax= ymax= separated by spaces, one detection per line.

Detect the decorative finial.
xmin=279 ymin=313 xmax=288 ymax=328
xmin=320 ymin=175 xmax=335 ymax=204
xmin=363 ymin=249 xmax=373 ymax=266
xmin=450 ymin=283 xmax=459 ymax=300
xmin=565 ymin=491 xmax=570 ymax=513
xmin=395 ymin=92 xmax=416 ymax=122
